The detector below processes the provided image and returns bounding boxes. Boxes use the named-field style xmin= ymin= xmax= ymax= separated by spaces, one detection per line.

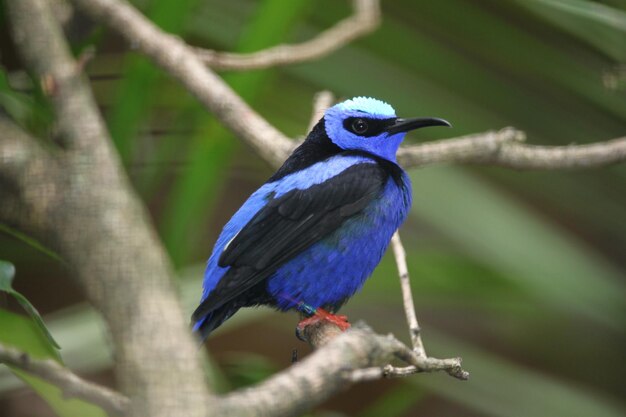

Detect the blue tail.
xmin=192 ymin=307 xmax=239 ymax=341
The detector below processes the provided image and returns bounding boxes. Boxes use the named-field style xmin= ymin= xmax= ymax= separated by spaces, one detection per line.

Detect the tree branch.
xmin=6 ymin=2 xmax=210 ymax=417
xmin=398 ymin=128 xmax=626 ymax=169
xmin=194 ymin=0 xmax=381 ymax=71
xmin=391 ymin=232 xmax=425 ymax=356
xmin=216 ymin=322 xmax=464 ymax=417
xmin=301 ymin=233 xmax=470 ymax=387
xmin=0 ymin=343 xmax=129 ymax=416
xmin=307 ymin=90 xmax=335 ymax=133
xmin=381 ymin=232 xmax=469 ymax=381
xmin=70 ymin=0 xmax=626 ymax=173
xmin=69 ymin=0 xmax=294 ymax=167
xmin=7 ymin=0 xmax=623 ymax=416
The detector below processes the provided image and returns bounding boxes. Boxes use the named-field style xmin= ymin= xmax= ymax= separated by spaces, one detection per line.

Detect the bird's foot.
xmin=296 ymin=308 xmax=351 ymax=332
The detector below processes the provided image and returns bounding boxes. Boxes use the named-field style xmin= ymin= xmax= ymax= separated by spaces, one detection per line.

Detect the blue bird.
xmin=192 ymin=97 xmax=450 ymax=338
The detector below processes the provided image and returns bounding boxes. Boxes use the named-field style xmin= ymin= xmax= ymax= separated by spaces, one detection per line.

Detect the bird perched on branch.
xmin=192 ymin=97 xmax=450 ymax=339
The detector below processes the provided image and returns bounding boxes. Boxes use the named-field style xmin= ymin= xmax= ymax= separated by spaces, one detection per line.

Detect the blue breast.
xmin=267 ymin=171 xmax=412 ymax=310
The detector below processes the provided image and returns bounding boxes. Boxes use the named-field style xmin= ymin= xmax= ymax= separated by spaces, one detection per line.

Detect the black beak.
xmin=386 ymin=117 xmax=451 ymax=135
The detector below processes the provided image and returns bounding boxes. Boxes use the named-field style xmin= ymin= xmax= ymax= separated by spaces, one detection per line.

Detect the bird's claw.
xmin=296 ymin=308 xmax=351 ymax=333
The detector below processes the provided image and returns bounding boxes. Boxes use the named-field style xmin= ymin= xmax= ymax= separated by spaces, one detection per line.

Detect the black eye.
xmin=351 ymin=118 xmax=369 ymax=134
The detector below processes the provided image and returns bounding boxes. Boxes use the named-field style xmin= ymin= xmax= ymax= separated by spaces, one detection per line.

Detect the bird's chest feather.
xmin=268 ymin=173 xmax=412 ymax=310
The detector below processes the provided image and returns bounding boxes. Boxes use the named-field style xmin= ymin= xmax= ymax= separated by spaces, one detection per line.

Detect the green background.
xmin=1 ymin=0 xmax=625 ymax=416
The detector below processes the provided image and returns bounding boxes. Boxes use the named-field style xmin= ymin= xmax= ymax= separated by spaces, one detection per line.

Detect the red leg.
xmin=297 ymin=308 xmax=351 ymax=332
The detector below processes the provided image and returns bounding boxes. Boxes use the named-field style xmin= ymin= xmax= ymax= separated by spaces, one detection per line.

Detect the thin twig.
xmin=307 ymin=90 xmax=334 ymax=132
xmin=75 ymin=46 xmax=96 ymax=73
xmin=350 ymin=356 xmax=469 ymax=382
xmin=388 ymin=333 xmax=468 ymax=379
xmin=195 ymin=0 xmax=381 ymax=71
xmin=390 ymin=232 xmax=470 ymax=380
xmin=391 ymin=232 xmax=425 ymax=356
xmin=0 ymin=343 xmax=130 ymax=416
xmin=387 ymin=232 xmax=469 ymax=380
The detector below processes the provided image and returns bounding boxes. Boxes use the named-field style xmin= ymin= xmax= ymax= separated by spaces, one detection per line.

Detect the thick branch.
xmin=9 ymin=0 xmax=621 ymax=415
xmin=398 ymin=128 xmax=626 ymax=169
xmin=0 ymin=343 xmax=129 ymax=416
xmin=6 ymin=2 xmax=210 ymax=417
xmin=216 ymin=322 xmax=464 ymax=417
xmin=195 ymin=0 xmax=381 ymax=71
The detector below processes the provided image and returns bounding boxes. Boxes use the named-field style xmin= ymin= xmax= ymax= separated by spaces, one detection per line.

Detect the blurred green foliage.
xmin=0 ymin=310 xmax=106 ymax=416
xmin=1 ymin=0 xmax=625 ymax=416
xmin=0 ymin=261 xmax=59 ymax=349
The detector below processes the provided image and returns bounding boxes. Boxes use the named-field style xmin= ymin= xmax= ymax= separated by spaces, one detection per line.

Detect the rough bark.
xmin=4 ymin=2 xmax=210 ymax=417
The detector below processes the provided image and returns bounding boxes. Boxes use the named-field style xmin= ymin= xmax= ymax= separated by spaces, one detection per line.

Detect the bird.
xmin=192 ymin=96 xmax=450 ymax=339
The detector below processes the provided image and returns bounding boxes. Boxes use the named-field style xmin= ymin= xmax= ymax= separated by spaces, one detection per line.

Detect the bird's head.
xmin=323 ymin=97 xmax=450 ymax=162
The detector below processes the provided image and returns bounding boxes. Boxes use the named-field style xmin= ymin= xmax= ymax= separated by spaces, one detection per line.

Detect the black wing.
xmin=192 ymin=162 xmax=388 ymax=321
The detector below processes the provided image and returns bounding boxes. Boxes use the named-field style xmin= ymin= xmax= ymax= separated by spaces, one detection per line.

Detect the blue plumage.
xmin=267 ymin=175 xmax=411 ymax=310
xmin=193 ymin=97 xmax=450 ymax=337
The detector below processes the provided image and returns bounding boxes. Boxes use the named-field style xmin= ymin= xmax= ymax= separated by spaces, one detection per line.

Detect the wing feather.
xmin=191 ymin=162 xmax=387 ymax=321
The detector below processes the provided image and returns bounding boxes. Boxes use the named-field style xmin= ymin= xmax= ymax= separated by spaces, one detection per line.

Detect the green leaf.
xmin=0 ymin=260 xmax=60 ymax=349
xmin=517 ymin=0 xmax=626 ymax=61
xmin=0 ymin=266 xmax=255 ymax=396
xmin=0 ymin=224 xmax=64 ymax=263
xmin=0 ymin=310 xmax=107 ymax=417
